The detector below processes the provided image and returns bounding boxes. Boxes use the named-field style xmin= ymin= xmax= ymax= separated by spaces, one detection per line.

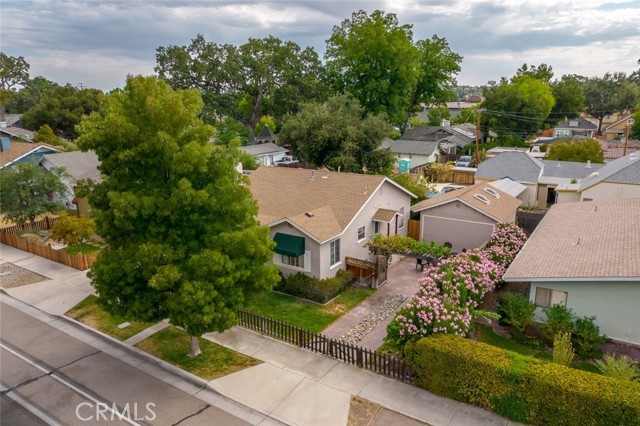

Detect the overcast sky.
xmin=2 ymin=0 xmax=639 ymax=92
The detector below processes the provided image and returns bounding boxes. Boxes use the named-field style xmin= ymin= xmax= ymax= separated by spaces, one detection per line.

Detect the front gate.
xmin=375 ymin=254 xmax=388 ymax=287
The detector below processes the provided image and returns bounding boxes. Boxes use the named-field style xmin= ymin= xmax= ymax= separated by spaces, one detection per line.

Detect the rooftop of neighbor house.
xmin=238 ymin=142 xmax=287 ymax=156
xmin=0 ymin=141 xmax=61 ymax=168
xmin=386 ymin=140 xmax=441 ymax=156
xmin=578 ymin=152 xmax=640 ymax=191
xmin=555 ymin=117 xmax=598 ymax=130
xmin=411 ymin=181 xmax=522 ymax=223
xmin=41 ymin=151 xmax=102 ymax=182
xmin=248 ymin=167 xmax=414 ymax=242
xmin=504 ymin=197 xmax=640 ymax=281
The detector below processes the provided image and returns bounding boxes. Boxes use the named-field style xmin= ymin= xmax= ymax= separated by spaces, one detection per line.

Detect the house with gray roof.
xmin=384 ymin=139 xmax=443 ymax=171
xmin=253 ymin=126 xmax=277 ymax=145
xmin=504 ymin=197 xmax=640 ymax=345
xmin=576 ymin=153 xmax=640 ymax=201
xmin=475 ymin=151 xmax=603 ymax=207
xmin=238 ymin=142 xmax=288 ymax=167
xmin=553 ymin=117 xmax=597 ymax=138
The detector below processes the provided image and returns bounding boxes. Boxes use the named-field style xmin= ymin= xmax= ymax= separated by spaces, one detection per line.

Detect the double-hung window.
xmin=281 ymin=254 xmax=304 ymax=269
xmin=357 ymin=226 xmax=366 ymax=242
xmin=330 ymin=239 xmax=341 ymax=267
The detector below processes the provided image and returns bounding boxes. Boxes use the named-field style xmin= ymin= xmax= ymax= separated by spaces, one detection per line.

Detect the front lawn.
xmin=245 ymin=286 xmax=375 ymax=333
xmin=135 ymin=326 xmax=260 ymax=380
xmin=64 ymin=243 xmax=101 ymax=255
xmin=66 ymin=295 xmax=153 ymax=341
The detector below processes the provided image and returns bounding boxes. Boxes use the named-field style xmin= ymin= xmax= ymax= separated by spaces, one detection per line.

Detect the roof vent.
xmin=309 ymin=170 xmax=315 ymax=181
xmin=305 ymin=212 xmax=314 ymax=218
xmin=556 ymin=162 xmax=561 ymax=167
xmin=322 ymin=174 xmax=328 ymax=179
xmin=586 ymin=160 xmax=591 ymax=168
xmin=473 ymin=194 xmax=490 ymax=205
xmin=588 ymin=171 xmax=599 ymax=178
xmin=483 ymin=188 xmax=500 ymax=198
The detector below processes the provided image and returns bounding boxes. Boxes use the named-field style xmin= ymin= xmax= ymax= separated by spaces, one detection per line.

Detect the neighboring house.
xmin=383 ymin=139 xmax=442 ymax=171
xmin=249 ymin=167 xmax=415 ymax=279
xmin=602 ymin=115 xmax=634 ymax=140
xmin=40 ymin=151 xmax=101 ymax=215
xmin=486 ymin=147 xmax=533 ymax=158
xmin=475 ymin=151 xmax=603 ymax=207
xmin=411 ymin=181 xmax=522 ymax=253
xmin=401 ymin=124 xmax=495 ymax=153
xmin=487 ymin=178 xmax=527 ymax=198
xmin=0 ymin=125 xmax=35 ymax=143
xmin=553 ymin=117 xmax=597 ymax=138
xmin=253 ymin=126 xmax=278 ymax=145
xmin=503 ymin=198 xmax=640 ymax=346
xmin=599 ymin=139 xmax=639 ymax=161
xmin=575 ymin=152 xmax=640 ymax=202
xmin=238 ymin=142 xmax=288 ymax=167
xmin=0 ymin=139 xmax=61 ymax=169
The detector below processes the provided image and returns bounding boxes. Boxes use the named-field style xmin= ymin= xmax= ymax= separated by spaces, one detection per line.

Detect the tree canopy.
xmin=6 ymin=76 xmax=59 ymax=114
xmin=76 ymin=75 xmax=279 ymax=356
xmin=584 ymin=73 xmax=639 ymax=135
xmin=279 ymin=94 xmax=394 ymax=173
xmin=0 ymin=52 xmax=30 ymax=120
xmin=548 ymin=75 xmax=585 ymax=125
xmin=546 ymin=139 xmax=605 ymax=163
xmin=0 ymin=160 xmax=68 ymax=228
xmin=50 ymin=213 xmax=96 ymax=253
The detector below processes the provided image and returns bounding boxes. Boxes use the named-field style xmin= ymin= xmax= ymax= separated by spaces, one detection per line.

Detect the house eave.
xmin=503 ymin=276 xmax=640 ymax=283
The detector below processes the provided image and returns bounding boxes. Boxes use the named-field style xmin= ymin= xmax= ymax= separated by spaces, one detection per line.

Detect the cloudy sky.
xmin=2 ymin=0 xmax=639 ymax=92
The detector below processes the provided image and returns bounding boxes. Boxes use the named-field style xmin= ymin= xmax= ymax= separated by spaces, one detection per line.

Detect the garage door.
xmin=422 ymin=216 xmax=495 ymax=253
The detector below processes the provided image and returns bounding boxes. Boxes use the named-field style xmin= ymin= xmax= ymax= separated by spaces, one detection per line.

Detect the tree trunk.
xmin=188 ymin=336 xmax=202 ymax=358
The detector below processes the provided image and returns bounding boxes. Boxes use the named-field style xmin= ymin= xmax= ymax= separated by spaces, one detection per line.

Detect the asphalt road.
xmin=0 ymin=301 xmax=251 ymax=426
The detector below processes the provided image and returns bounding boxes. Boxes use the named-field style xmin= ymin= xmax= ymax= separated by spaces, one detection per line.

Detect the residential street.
xmin=0 ymin=301 xmax=251 ymax=426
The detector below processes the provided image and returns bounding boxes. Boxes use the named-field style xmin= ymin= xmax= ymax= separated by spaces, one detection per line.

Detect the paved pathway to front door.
xmin=323 ymin=256 xmax=423 ymax=350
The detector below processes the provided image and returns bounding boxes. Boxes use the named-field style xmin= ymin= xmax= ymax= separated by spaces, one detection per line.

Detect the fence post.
xmin=260 ymin=316 xmax=266 ymax=334
xmin=45 ymin=216 xmax=51 ymax=229
xmin=356 ymin=347 xmax=363 ymax=368
xmin=297 ymin=328 xmax=305 ymax=347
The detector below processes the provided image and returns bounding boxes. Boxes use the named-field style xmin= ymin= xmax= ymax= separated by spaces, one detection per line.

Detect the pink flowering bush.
xmin=386 ymin=223 xmax=527 ymax=350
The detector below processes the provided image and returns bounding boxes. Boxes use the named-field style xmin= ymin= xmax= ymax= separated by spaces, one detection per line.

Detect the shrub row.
xmin=274 ymin=269 xmax=354 ymax=304
xmin=405 ymin=334 xmax=640 ymax=426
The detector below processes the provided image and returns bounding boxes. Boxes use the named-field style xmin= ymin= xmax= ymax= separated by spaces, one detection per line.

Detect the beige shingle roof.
xmin=504 ymin=198 xmax=640 ymax=281
xmin=371 ymin=208 xmax=399 ymax=223
xmin=0 ymin=142 xmax=61 ymax=168
xmin=249 ymin=167 xmax=409 ymax=242
xmin=411 ymin=181 xmax=522 ymax=223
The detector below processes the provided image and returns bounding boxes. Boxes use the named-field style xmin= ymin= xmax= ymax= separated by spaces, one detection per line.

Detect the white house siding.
xmin=258 ymin=152 xmax=286 ymax=166
xmin=529 ymin=281 xmax=640 ymax=346
xmin=580 ymin=182 xmax=640 ymax=201
xmin=268 ymin=222 xmax=321 ymax=279
xmin=556 ymin=190 xmax=580 ymax=204
xmin=317 ymin=181 xmax=412 ymax=279
xmin=394 ymin=154 xmax=434 ymax=169
xmin=420 ymin=202 xmax=497 ymax=252
xmin=477 ymin=177 xmax=538 ymax=208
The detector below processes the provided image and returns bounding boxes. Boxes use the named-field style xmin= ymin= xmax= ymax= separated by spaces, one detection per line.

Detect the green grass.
xmin=135 ymin=326 xmax=260 ymax=380
xmin=66 ymin=295 xmax=153 ymax=341
xmin=245 ymin=286 xmax=375 ymax=333
xmin=476 ymin=325 xmax=600 ymax=374
xmin=64 ymin=243 xmax=101 ymax=255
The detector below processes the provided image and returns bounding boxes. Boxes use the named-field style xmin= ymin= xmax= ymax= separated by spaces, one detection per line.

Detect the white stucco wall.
xmin=519 ymin=183 xmax=539 ymax=208
xmin=258 ymin=151 xmax=286 ymax=166
xmin=580 ymin=182 xmax=640 ymax=201
xmin=529 ymin=281 xmax=640 ymax=345
xmin=268 ymin=222 xmax=321 ymax=279
xmin=556 ymin=190 xmax=580 ymax=204
xmin=394 ymin=153 xmax=434 ymax=169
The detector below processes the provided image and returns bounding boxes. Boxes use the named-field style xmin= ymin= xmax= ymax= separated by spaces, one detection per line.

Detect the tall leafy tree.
xmin=631 ymin=102 xmax=640 ymax=139
xmin=0 ymin=160 xmax=68 ymax=229
xmin=0 ymin=52 xmax=30 ymax=120
xmin=325 ymin=10 xmax=418 ymax=126
xmin=22 ymin=85 xmax=105 ymax=138
xmin=546 ymin=139 xmax=605 ymax=163
xmin=6 ymin=76 xmax=59 ymax=114
xmin=548 ymin=75 xmax=585 ymax=125
xmin=33 ymin=124 xmax=63 ymax=146
xmin=76 ymin=76 xmax=279 ymax=357
xmin=50 ymin=213 xmax=96 ymax=253
xmin=279 ymin=94 xmax=394 ymax=173
xmin=515 ymin=63 xmax=554 ymax=83
xmin=584 ymin=73 xmax=639 ymax=135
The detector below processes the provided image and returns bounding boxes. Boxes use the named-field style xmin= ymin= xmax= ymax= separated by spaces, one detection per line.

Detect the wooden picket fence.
xmin=236 ymin=309 xmax=413 ymax=383
xmin=407 ymin=219 xmax=420 ymax=240
xmin=0 ymin=216 xmax=61 ymax=235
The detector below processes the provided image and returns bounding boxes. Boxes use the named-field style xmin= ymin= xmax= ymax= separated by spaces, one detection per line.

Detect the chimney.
xmin=586 ymin=160 xmax=591 ymax=168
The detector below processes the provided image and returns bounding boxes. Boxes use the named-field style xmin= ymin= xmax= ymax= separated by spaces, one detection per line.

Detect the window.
xmin=535 ymin=287 xmax=568 ymax=308
xmin=357 ymin=226 xmax=365 ymax=241
xmin=330 ymin=239 xmax=341 ymax=267
xmin=281 ymin=254 xmax=304 ymax=269
xmin=555 ymin=129 xmax=570 ymax=137
xmin=399 ymin=207 xmax=404 ymax=229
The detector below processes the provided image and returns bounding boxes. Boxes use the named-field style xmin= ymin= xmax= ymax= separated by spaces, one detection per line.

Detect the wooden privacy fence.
xmin=407 ymin=219 xmax=420 ymax=240
xmin=236 ymin=309 xmax=413 ymax=383
xmin=516 ymin=209 xmax=548 ymax=236
xmin=0 ymin=216 xmax=61 ymax=235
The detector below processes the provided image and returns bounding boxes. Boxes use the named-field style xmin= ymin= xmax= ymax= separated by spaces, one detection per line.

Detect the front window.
xmin=282 ymin=254 xmax=304 ymax=269
xmin=330 ymin=239 xmax=341 ymax=266
xmin=357 ymin=226 xmax=365 ymax=241
xmin=535 ymin=287 xmax=568 ymax=308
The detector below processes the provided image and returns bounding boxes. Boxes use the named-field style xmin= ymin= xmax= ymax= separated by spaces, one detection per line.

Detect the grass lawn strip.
xmin=65 ymin=295 xmax=153 ymax=341
xmin=135 ymin=326 xmax=260 ymax=380
xmin=64 ymin=243 xmax=101 ymax=255
xmin=245 ymin=286 xmax=375 ymax=333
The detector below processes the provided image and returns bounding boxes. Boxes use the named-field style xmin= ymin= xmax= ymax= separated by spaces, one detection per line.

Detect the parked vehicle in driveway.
xmin=455 ymin=155 xmax=474 ymax=167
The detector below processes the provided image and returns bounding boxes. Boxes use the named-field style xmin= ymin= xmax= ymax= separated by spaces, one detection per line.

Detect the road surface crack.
xmin=54 ymin=350 xmax=101 ymax=371
xmin=171 ymin=404 xmax=211 ymax=426
xmin=0 ymin=372 xmax=52 ymax=395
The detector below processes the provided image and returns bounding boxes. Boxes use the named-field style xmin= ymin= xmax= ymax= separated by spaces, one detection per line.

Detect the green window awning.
xmin=273 ymin=233 xmax=305 ymax=257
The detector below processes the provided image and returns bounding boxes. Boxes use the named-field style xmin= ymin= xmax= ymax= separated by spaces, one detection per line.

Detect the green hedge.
xmin=405 ymin=335 xmax=640 ymax=426
xmin=274 ymin=270 xmax=354 ymax=304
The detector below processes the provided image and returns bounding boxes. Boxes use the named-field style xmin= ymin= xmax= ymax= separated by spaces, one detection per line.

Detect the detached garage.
xmin=411 ymin=182 xmax=522 ymax=252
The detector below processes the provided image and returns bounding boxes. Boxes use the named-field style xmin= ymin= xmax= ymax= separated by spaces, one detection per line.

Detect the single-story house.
xmin=382 ymin=139 xmax=442 ymax=170
xmin=40 ymin=151 xmax=101 ymax=215
xmin=0 ymin=139 xmax=61 ymax=169
xmin=238 ymin=142 xmax=288 ymax=167
xmin=411 ymin=181 xmax=522 ymax=253
xmin=503 ymin=198 xmax=640 ymax=345
xmin=575 ymin=152 xmax=640 ymax=202
xmin=249 ymin=167 xmax=415 ymax=279
xmin=475 ymin=151 xmax=604 ymax=207
xmin=553 ymin=117 xmax=597 ymax=138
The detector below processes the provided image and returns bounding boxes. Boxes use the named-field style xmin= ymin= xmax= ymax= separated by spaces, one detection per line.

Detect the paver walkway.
xmin=323 ymin=256 xmax=423 ymax=349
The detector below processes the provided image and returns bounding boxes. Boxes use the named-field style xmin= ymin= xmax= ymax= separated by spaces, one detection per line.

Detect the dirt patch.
xmin=348 ymin=396 xmax=381 ymax=426
xmin=323 ymin=303 xmax=348 ymax=315
xmin=0 ymin=262 xmax=49 ymax=288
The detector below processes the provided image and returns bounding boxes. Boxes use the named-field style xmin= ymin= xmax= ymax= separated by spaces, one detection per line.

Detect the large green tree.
xmin=279 ymin=94 xmax=394 ymax=173
xmin=22 ymin=85 xmax=105 ymax=138
xmin=548 ymin=75 xmax=585 ymax=125
xmin=0 ymin=52 xmax=30 ymax=120
xmin=584 ymin=73 xmax=639 ymax=135
xmin=546 ymin=139 xmax=605 ymax=163
xmin=156 ymin=35 xmax=326 ymax=143
xmin=76 ymin=76 xmax=279 ymax=357
xmin=630 ymin=102 xmax=640 ymax=139
xmin=0 ymin=160 xmax=68 ymax=229
xmin=6 ymin=76 xmax=59 ymax=114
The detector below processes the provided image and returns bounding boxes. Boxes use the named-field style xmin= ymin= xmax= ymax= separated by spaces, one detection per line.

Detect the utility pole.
xmin=475 ymin=110 xmax=481 ymax=166
xmin=623 ymin=124 xmax=630 ymax=156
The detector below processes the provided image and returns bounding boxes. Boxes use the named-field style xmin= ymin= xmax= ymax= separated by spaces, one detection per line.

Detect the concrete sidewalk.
xmin=1 ymin=243 xmax=521 ymax=426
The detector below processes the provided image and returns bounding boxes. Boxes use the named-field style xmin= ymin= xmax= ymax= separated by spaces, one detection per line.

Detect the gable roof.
xmin=388 ymin=140 xmax=440 ymax=156
xmin=475 ymin=151 xmax=544 ymax=183
xmin=488 ymin=178 xmax=527 ymax=197
xmin=0 ymin=141 xmax=61 ymax=168
xmin=239 ymin=142 xmax=287 ymax=156
xmin=0 ymin=126 xmax=35 ymax=142
xmin=540 ymin=159 xmax=603 ymax=180
xmin=411 ymin=181 xmax=522 ymax=222
xmin=603 ymin=115 xmax=633 ymax=131
xmin=555 ymin=117 xmax=597 ymax=130
xmin=249 ymin=167 xmax=414 ymax=242
xmin=41 ymin=151 xmax=102 ymax=182
xmin=504 ymin=198 xmax=640 ymax=281
xmin=578 ymin=153 xmax=640 ymax=191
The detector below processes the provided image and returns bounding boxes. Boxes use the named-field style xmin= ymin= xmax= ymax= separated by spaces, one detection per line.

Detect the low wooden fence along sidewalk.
xmin=236 ymin=309 xmax=413 ymax=384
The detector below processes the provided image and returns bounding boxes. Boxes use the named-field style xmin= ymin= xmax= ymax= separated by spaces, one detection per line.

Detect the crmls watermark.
xmin=75 ymin=402 xmax=156 ymax=422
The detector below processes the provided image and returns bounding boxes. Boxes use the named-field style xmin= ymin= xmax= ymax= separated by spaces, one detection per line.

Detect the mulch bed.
xmin=0 ymin=262 xmax=49 ymax=289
